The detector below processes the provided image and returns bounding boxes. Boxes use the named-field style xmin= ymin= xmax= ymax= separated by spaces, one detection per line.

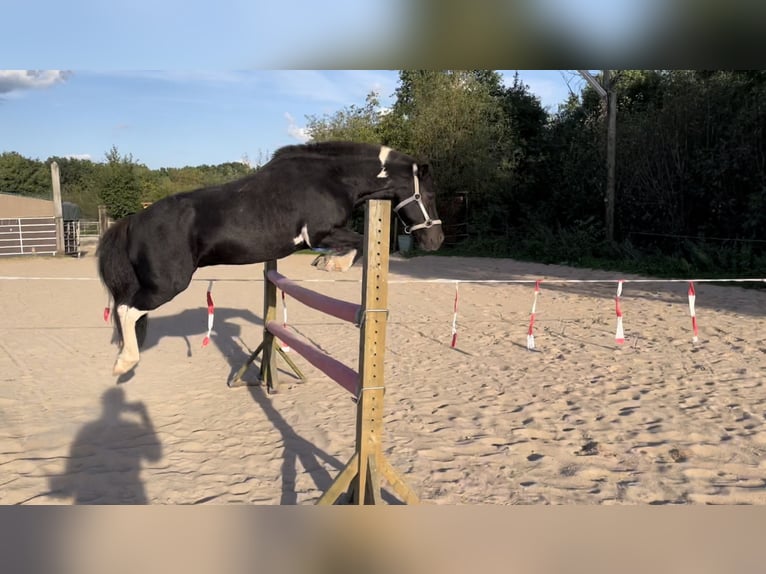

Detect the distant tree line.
xmin=3 ymin=70 xmax=765 ymax=276
xmin=0 ymin=146 xmax=256 ymax=219
xmin=306 ymin=70 xmax=766 ymax=277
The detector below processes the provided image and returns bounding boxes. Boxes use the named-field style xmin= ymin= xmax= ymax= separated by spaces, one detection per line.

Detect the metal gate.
xmin=0 ymin=217 xmax=57 ymax=256
xmin=63 ymin=220 xmax=81 ymax=257
xmin=0 ymin=217 xmax=82 ymax=256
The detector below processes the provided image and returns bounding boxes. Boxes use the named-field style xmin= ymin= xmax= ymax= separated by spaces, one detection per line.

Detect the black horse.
xmin=98 ymin=141 xmax=444 ymax=376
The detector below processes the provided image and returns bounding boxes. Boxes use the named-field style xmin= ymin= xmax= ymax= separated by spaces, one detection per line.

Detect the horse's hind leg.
xmin=112 ymin=281 xmax=188 ymax=376
xmin=113 ymin=305 xmax=149 ymax=376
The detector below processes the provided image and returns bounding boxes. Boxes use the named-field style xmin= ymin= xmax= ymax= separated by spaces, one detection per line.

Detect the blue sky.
xmin=1 ymin=0 xmax=672 ymax=169
xmin=2 ymin=0 xmax=672 ymax=69
xmin=1 ymin=70 xmax=584 ymax=169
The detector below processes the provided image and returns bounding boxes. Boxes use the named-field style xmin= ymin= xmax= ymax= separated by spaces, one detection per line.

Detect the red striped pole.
xmin=527 ymin=280 xmax=541 ymax=350
xmin=615 ymin=280 xmax=625 ymax=344
xmin=450 ymin=281 xmax=459 ymax=348
xmin=688 ymin=281 xmax=699 ymax=343
xmin=279 ymin=290 xmax=291 ymax=352
xmin=202 ymin=281 xmax=215 ymax=347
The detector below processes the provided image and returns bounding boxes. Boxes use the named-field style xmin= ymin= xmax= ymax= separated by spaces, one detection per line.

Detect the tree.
xmin=305 ymin=92 xmax=386 ymax=144
xmin=0 ymin=152 xmax=50 ymax=197
xmin=99 ymin=146 xmax=142 ymax=219
xmin=388 ymin=70 xmax=507 ymax=197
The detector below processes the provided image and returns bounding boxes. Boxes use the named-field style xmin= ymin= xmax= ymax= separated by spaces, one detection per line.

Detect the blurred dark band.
xmin=3 ymin=506 xmax=765 ymax=574
xmin=284 ymin=0 xmax=766 ymax=69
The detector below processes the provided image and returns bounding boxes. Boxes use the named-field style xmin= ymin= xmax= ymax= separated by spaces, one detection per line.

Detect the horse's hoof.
xmin=311 ymin=250 xmax=356 ymax=272
xmin=311 ymin=254 xmax=328 ymax=269
xmin=113 ymin=357 xmax=138 ymax=376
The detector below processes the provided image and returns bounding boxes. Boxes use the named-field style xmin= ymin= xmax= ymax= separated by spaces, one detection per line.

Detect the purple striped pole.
xmin=266 ymin=269 xmax=360 ymax=324
xmin=267 ymin=320 xmax=358 ymax=395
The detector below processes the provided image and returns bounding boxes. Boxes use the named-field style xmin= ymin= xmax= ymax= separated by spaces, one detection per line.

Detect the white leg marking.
xmin=377 ymin=145 xmax=391 ymax=178
xmin=113 ymin=304 xmax=148 ymax=375
xmin=293 ymin=223 xmax=311 ymax=247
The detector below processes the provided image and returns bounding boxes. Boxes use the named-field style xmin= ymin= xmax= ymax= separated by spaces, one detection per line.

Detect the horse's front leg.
xmin=113 ymin=305 xmax=148 ymax=376
xmin=311 ymin=227 xmax=364 ymax=272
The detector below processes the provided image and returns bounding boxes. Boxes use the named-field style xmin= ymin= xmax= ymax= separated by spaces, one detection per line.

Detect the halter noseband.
xmin=392 ymin=164 xmax=442 ymax=234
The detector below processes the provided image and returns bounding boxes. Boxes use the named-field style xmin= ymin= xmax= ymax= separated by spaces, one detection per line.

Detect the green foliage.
xmin=0 ymin=151 xmax=51 ymax=197
xmin=99 ymin=146 xmax=142 ymax=219
xmin=614 ymin=71 xmax=766 ymax=248
xmin=390 ymin=70 xmax=508 ymax=197
xmin=305 ymin=92 xmax=385 ymax=144
xmin=3 ymin=70 xmax=765 ymax=280
xmin=0 ymin=147 xmax=257 ymax=219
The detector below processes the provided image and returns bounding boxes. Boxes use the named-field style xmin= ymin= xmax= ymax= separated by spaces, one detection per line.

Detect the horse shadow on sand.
xmin=47 ymin=387 xmax=161 ymax=504
xmin=141 ymin=307 xmax=264 ymax=369
xmin=113 ymin=306 xmax=262 ymax=385
xmin=123 ymin=305 xmax=398 ymax=503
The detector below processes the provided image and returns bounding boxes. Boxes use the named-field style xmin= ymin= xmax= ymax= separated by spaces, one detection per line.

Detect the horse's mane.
xmin=271 ymin=141 xmax=411 ymax=165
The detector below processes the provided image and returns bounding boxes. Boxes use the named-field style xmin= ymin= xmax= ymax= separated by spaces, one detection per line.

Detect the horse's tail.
xmin=97 ymin=217 xmax=147 ymax=347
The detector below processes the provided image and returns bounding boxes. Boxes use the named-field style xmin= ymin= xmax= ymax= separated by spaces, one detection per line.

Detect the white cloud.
xmin=0 ymin=70 xmax=71 ymax=94
xmin=65 ymin=154 xmax=92 ymax=161
xmin=284 ymin=112 xmax=310 ymax=143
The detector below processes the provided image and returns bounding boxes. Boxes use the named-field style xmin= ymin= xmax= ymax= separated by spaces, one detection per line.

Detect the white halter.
xmin=392 ymin=164 xmax=442 ymax=233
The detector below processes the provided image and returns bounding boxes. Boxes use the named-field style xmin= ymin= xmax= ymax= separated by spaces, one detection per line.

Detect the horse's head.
xmin=392 ymin=161 xmax=444 ymax=252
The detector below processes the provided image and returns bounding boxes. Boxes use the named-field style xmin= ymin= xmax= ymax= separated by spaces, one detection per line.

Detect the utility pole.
xmin=578 ymin=70 xmax=617 ymax=243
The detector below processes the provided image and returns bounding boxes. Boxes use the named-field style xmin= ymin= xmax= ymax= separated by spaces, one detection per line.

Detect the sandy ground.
xmin=1 ymin=239 xmax=765 ymax=505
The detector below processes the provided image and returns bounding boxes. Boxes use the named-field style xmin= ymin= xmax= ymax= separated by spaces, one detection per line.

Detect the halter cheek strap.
xmin=393 ymin=164 xmax=442 ymax=233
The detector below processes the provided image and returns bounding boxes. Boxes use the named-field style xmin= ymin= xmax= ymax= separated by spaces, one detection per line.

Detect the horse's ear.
xmin=418 ymin=162 xmax=430 ymax=178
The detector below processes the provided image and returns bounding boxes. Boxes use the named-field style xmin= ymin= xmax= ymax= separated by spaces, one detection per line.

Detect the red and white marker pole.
xmin=202 ymin=280 xmax=215 ymax=347
xmin=450 ymin=281 xmax=459 ymax=348
xmin=279 ymin=290 xmax=290 ymax=352
xmin=527 ymin=280 xmax=541 ymax=350
xmin=688 ymin=281 xmax=699 ymax=343
xmin=615 ymin=280 xmax=625 ymax=344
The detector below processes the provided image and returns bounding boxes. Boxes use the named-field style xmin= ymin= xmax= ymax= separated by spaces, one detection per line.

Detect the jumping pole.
xmin=317 ymin=200 xmax=418 ymax=505
xmin=229 ymin=199 xmax=418 ymax=504
xmin=228 ymin=258 xmax=305 ymax=392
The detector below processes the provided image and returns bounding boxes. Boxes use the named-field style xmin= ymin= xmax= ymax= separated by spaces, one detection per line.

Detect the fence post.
xmin=350 ymin=199 xmax=391 ymax=503
xmin=318 ymin=199 xmax=419 ymax=505
xmin=50 ymin=162 xmax=65 ymax=255
xmin=98 ymin=205 xmax=109 ymax=238
xmin=262 ymin=259 xmax=280 ymax=393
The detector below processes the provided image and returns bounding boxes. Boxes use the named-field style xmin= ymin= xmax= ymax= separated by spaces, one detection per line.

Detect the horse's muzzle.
xmin=417 ymin=228 xmax=445 ymax=251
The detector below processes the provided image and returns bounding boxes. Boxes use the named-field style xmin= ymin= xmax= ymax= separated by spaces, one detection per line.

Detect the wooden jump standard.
xmin=229 ymin=200 xmax=419 ymax=505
